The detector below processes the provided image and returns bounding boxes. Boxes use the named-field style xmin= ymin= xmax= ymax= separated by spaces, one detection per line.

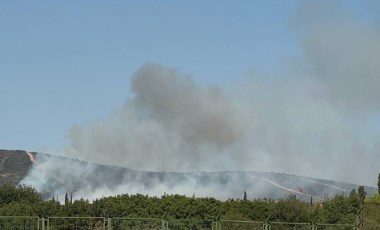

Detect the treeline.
xmin=0 ymin=184 xmax=368 ymax=225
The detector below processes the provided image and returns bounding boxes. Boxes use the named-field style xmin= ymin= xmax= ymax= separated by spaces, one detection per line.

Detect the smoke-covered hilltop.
xmin=0 ymin=150 xmax=370 ymax=202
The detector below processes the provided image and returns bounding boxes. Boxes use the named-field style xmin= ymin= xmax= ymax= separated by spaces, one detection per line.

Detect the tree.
xmin=65 ymin=193 xmax=69 ymax=205
xmin=378 ymin=173 xmax=380 ymax=195
xmin=0 ymin=184 xmax=42 ymax=205
xmin=243 ymin=191 xmax=247 ymax=201
xmin=358 ymin=186 xmax=366 ymax=202
xmin=348 ymin=189 xmax=359 ymax=213
xmin=310 ymin=196 xmax=313 ymax=205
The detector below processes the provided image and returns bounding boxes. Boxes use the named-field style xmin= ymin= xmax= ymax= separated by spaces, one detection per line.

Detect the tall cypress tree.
xmin=65 ymin=193 xmax=69 ymax=205
xmin=378 ymin=173 xmax=380 ymax=195
xmin=358 ymin=186 xmax=366 ymax=202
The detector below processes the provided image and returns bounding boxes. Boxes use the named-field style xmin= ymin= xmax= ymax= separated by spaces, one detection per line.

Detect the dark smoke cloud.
xmin=131 ymin=63 xmax=243 ymax=150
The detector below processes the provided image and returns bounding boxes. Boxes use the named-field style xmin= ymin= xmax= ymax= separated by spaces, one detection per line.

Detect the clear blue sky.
xmin=0 ymin=0 xmax=374 ymax=152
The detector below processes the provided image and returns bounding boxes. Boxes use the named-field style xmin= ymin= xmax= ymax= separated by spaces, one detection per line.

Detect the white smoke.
xmin=21 ymin=0 xmax=380 ymax=200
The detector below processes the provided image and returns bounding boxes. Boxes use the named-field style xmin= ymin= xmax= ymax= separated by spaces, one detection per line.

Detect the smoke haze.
xmin=66 ymin=63 xmax=243 ymax=172
xmin=21 ymin=1 xmax=380 ymax=199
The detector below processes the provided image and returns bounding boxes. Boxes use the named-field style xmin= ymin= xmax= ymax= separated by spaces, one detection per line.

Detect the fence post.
xmin=107 ymin=218 xmax=112 ymax=230
xmin=211 ymin=221 xmax=221 ymax=230
xmin=161 ymin=219 xmax=165 ymax=230
xmin=161 ymin=211 xmax=168 ymax=230
xmin=212 ymin=211 xmax=221 ymax=230
xmin=263 ymin=215 xmax=271 ymax=230
xmin=161 ymin=219 xmax=168 ymax=230
xmin=355 ymin=195 xmax=365 ymax=230
xmin=263 ymin=223 xmax=271 ymax=230
xmin=311 ymin=216 xmax=318 ymax=230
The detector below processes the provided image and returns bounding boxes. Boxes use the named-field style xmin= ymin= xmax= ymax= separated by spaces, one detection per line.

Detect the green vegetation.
xmin=366 ymin=194 xmax=380 ymax=204
xmin=0 ymin=184 xmax=370 ymax=224
xmin=0 ymin=183 xmax=379 ymax=229
xmin=363 ymin=194 xmax=380 ymax=229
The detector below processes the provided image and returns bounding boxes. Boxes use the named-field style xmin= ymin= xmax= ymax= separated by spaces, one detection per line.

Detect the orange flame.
xmin=26 ymin=151 xmax=37 ymax=164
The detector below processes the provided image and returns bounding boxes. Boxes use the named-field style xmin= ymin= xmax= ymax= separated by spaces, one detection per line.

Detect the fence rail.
xmin=111 ymin=217 xmax=164 ymax=230
xmin=47 ymin=217 xmax=106 ymax=230
xmin=0 ymin=216 xmax=365 ymax=230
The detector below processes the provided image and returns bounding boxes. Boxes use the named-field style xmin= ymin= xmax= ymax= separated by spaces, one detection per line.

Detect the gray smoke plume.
xmin=66 ymin=63 xmax=243 ymax=172
xmin=21 ymin=0 xmax=380 ymax=200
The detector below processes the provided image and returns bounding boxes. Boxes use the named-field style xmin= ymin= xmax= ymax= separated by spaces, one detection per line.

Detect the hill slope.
xmin=1 ymin=149 xmax=377 ymax=201
xmin=0 ymin=149 xmax=33 ymax=184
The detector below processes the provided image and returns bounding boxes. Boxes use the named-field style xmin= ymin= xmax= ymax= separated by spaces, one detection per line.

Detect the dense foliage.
xmin=0 ymin=184 xmax=367 ymax=226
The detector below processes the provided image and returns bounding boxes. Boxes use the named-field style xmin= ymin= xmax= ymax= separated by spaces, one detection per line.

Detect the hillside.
xmin=0 ymin=149 xmax=33 ymax=185
xmin=0 ymin=150 xmax=377 ymax=201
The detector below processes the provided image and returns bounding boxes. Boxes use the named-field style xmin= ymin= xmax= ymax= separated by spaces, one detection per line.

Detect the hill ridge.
xmin=0 ymin=149 xmax=377 ymax=201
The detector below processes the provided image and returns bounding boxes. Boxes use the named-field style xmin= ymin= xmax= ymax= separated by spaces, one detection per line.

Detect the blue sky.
xmin=0 ymin=0 xmax=375 ymax=152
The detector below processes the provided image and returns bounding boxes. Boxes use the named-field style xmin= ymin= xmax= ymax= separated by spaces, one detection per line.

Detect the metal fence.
xmin=110 ymin=217 xmax=165 ymax=230
xmin=0 ymin=216 xmax=40 ymax=230
xmin=0 ymin=216 xmax=41 ymax=230
xmin=218 ymin=221 xmax=356 ymax=230
xmin=314 ymin=223 xmax=356 ymax=230
xmin=46 ymin=217 xmax=106 ymax=230
xmin=270 ymin=221 xmax=311 ymax=230
xmin=0 ymin=216 xmax=365 ymax=230
xmin=166 ymin=219 xmax=214 ymax=230
xmin=219 ymin=220 xmax=264 ymax=229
